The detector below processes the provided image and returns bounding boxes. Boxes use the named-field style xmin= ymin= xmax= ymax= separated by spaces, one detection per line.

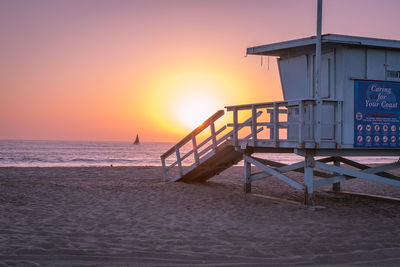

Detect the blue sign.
xmin=354 ymin=80 xmax=400 ymax=147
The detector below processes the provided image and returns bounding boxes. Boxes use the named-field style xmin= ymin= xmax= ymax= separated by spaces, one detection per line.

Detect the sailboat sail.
xmin=133 ymin=134 xmax=140 ymax=145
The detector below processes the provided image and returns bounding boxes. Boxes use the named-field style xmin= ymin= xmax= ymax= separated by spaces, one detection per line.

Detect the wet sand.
xmin=1 ymin=166 xmax=400 ymax=266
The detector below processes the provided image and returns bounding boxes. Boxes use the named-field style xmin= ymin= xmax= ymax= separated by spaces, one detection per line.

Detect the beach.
xmin=1 ymin=166 xmax=400 ymax=266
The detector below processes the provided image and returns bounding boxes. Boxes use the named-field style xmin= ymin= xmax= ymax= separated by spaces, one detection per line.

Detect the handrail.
xmin=197 ymin=112 xmax=263 ymax=158
xmin=161 ymin=110 xmax=224 ymax=159
xmin=161 ymin=109 xmax=264 ymax=182
xmin=226 ymin=99 xmax=343 ymax=147
xmin=161 ymin=109 xmax=227 ymax=182
xmin=225 ymin=98 xmax=341 ymax=111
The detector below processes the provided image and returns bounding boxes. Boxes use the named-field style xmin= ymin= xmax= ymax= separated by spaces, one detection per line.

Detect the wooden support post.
xmin=245 ymin=155 xmax=303 ymax=190
xmin=210 ymin=122 xmax=217 ymax=152
xmin=298 ymin=101 xmax=304 ymax=147
xmin=175 ymin=147 xmax=183 ymax=177
xmin=304 ymin=154 xmax=315 ymax=206
xmin=192 ymin=134 xmax=200 ymax=166
xmin=315 ymin=0 xmax=322 ymax=148
xmin=273 ymin=103 xmax=279 ymax=146
xmin=315 ymin=101 xmax=322 ymax=147
xmin=308 ymin=103 xmax=314 ymax=140
xmin=269 ymin=108 xmax=274 ymax=139
xmin=233 ymin=107 xmax=238 ymax=146
xmin=251 ymin=105 xmax=257 ymax=146
xmin=333 ymin=158 xmax=341 ymax=192
xmin=336 ymin=101 xmax=342 ymax=148
xmin=161 ymin=157 xmax=168 ymax=182
xmin=244 ymin=155 xmax=252 ymax=193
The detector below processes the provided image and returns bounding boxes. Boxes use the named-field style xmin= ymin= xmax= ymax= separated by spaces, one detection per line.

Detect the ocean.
xmin=0 ymin=140 xmax=398 ymax=167
xmin=0 ymin=140 xmax=175 ymax=167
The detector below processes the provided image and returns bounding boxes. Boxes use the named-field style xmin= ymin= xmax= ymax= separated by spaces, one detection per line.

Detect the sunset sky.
xmin=1 ymin=0 xmax=400 ymax=142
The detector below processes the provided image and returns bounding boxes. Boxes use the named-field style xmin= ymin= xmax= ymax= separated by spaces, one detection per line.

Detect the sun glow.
xmin=176 ymin=91 xmax=220 ymax=130
xmin=145 ymin=66 xmax=252 ymax=140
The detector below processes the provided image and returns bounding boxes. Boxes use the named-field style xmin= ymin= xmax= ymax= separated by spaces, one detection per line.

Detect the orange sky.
xmin=1 ymin=0 xmax=400 ymax=142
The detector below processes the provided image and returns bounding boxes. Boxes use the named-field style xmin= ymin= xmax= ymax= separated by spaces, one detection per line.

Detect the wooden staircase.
xmin=160 ymin=110 xmax=262 ymax=183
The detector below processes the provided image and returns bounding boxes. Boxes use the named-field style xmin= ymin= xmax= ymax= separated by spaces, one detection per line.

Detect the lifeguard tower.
xmin=161 ymin=1 xmax=400 ymax=205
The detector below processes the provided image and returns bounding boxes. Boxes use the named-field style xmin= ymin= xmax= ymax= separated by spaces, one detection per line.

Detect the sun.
xmin=176 ymin=92 xmax=220 ymax=130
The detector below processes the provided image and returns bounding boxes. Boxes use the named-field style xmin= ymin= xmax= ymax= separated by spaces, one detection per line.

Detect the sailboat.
xmin=133 ymin=134 xmax=140 ymax=145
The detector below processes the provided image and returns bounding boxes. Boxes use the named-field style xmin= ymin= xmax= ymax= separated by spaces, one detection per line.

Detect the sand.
xmin=1 ymin=166 xmax=400 ymax=266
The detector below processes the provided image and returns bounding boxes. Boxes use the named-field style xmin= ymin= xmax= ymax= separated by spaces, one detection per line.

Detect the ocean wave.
xmin=68 ymin=158 xmax=140 ymax=164
xmin=0 ymin=141 xmax=177 ymax=167
xmin=0 ymin=156 xmax=164 ymax=167
xmin=1 ymin=140 xmax=398 ymax=167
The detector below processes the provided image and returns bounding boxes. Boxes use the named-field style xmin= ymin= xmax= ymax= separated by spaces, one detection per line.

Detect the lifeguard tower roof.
xmin=247 ymin=34 xmax=400 ymax=56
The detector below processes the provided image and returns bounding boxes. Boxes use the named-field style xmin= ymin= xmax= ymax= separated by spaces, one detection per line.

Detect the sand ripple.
xmin=1 ymin=166 xmax=400 ymax=266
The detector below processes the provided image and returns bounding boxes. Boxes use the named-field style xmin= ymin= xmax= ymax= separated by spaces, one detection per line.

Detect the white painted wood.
xmin=246 ymin=31 xmax=400 ymax=148
xmin=192 ymin=134 xmax=199 ymax=166
xmin=314 ymin=175 xmax=351 ymax=188
xmin=166 ymin=158 xmax=179 ymax=171
xmin=298 ymin=101 xmax=304 ymax=144
xmin=247 ymin=34 xmax=400 ymax=57
xmin=332 ymin=158 xmax=341 ymax=191
xmin=162 ymin=109 xmax=263 ymax=182
xmin=315 ymin=0 xmax=322 ymax=100
xmin=244 ymin=157 xmax=251 ymax=184
xmin=320 ymin=53 xmax=334 ymax=98
xmin=175 ymin=147 xmax=183 ymax=177
xmin=233 ymin=107 xmax=238 ymax=146
xmin=197 ymin=125 xmax=226 ymax=149
xmin=250 ymin=161 xmax=305 ymax=181
xmin=226 ymin=99 xmax=341 ymax=148
xmin=273 ymin=102 xmax=278 ymax=143
xmin=251 ymin=105 xmax=257 ymax=145
xmin=320 ymin=102 xmax=335 ymax=140
xmin=245 ymin=155 xmax=303 ymax=190
xmin=244 ymin=127 xmax=263 ymax=141
xmin=279 ymin=55 xmax=309 ymax=99
xmin=210 ymin=122 xmax=217 ymax=152
xmin=367 ymin=48 xmax=386 ymax=80
xmin=304 ymin=155 xmax=314 ymax=194
xmin=335 ymin=101 xmax=342 ymax=147
xmin=315 ymin=161 xmax=400 ymax=187
xmin=161 ymin=110 xmax=224 ymax=159
xmin=161 ymin=158 xmax=168 ymax=182
xmin=161 ymin=110 xmax=225 ymax=182
xmin=314 ymin=161 xmax=400 ymax=188
xmin=387 ymin=50 xmax=400 ymax=81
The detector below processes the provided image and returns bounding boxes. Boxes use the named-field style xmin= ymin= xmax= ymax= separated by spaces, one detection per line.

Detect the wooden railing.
xmin=161 ymin=109 xmax=263 ymax=182
xmin=226 ymin=99 xmax=342 ymax=149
